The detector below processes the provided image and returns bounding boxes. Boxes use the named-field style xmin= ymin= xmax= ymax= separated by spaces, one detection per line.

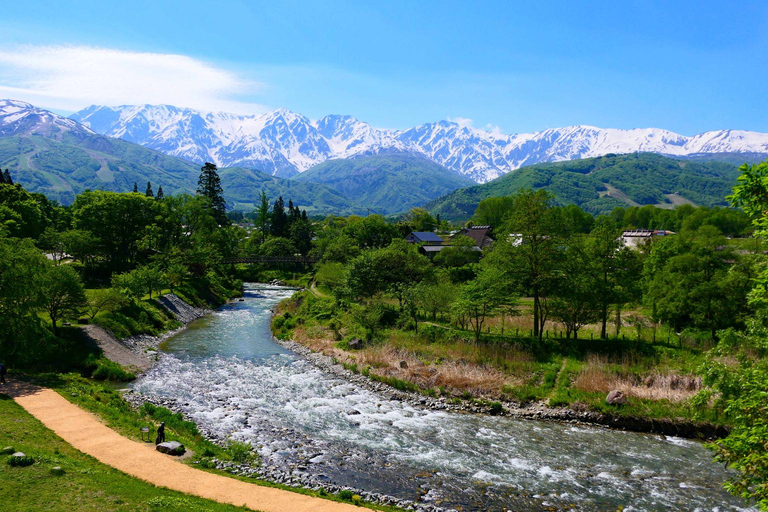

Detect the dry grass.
xmin=573 ymin=354 xmax=701 ymax=402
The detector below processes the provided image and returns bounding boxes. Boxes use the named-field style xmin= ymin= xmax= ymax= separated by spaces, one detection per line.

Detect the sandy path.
xmin=5 ymin=382 xmax=359 ymax=512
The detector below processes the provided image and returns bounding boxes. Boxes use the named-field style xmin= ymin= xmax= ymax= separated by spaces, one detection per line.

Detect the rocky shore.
xmin=275 ymin=338 xmax=730 ymax=440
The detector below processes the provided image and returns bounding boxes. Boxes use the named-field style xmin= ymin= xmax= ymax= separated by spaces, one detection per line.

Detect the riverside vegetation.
xmin=0 ymin=159 xmax=767 ymax=509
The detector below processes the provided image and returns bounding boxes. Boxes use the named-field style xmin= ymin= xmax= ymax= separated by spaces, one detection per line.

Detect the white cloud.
xmin=0 ymin=45 xmax=267 ymax=114
xmin=447 ymin=116 xmax=474 ymax=128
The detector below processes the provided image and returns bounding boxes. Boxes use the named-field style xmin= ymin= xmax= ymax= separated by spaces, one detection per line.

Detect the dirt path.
xmin=5 ymin=381 xmax=360 ymax=512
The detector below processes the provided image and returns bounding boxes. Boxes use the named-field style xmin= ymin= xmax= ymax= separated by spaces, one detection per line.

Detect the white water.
xmin=133 ymin=285 xmax=755 ymax=511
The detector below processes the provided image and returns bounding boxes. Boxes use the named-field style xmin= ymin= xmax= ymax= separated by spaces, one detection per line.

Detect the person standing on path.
xmin=155 ymin=422 xmax=165 ymax=445
xmin=0 ymin=362 xmax=6 ymax=385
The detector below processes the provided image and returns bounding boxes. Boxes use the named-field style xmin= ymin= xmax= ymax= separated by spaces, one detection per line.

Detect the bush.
xmin=84 ymin=353 xmax=135 ymax=381
xmin=8 ymin=455 xmax=34 ymax=467
xmin=338 ymin=490 xmax=354 ymax=500
xmin=226 ymin=440 xmax=253 ymax=464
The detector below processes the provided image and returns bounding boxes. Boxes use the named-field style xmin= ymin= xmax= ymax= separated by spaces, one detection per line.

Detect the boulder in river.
xmin=156 ymin=441 xmax=186 ymax=456
xmin=606 ymin=390 xmax=628 ymax=405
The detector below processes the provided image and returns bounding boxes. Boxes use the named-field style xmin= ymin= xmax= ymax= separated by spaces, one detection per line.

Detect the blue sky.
xmin=1 ymin=0 xmax=767 ymax=134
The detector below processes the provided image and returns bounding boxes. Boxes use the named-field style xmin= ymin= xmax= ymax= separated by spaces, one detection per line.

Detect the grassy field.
xmin=0 ymin=394 xmax=252 ymax=512
xmin=274 ymin=290 xmax=726 ymax=425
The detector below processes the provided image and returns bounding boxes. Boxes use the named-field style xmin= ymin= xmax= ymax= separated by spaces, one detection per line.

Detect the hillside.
xmin=426 ymin=153 xmax=743 ymax=220
xmin=219 ymin=167 xmax=365 ymax=215
xmin=291 ymin=153 xmax=474 ymax=214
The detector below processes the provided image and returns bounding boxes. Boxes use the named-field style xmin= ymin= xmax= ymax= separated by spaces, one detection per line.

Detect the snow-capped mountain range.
xmin=5 ymin=100 xmax=766 ymax=183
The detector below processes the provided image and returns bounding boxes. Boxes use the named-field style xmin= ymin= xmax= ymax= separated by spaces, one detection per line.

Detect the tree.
xmin=259 ymin=237 xmax=297 ymax=258
xmin=496 ymin=189 xmax=563 ymax=341
xmin=315 ymin=262 xmax=346 ymax=289
xmin=196 ymin=162 xmax=227 ymax=225
xmin=145 ymin=181 xmax=154 ymax=198
xmin=433 ymin=234 xmax=480 ymax=268
xmin=4 ymin=169 xmax=13 ymax=185
xmin=550 ymin=236 xmax=602 ymax=339
xmin=584 ymin=217 xmax=641 ymax=338
xmin=85 ymin=288 xmax=127 ymax=320
xmin=646 ymin=226 xmax=736 ymax=339
xmin=133 ymin=182 xmax=138 ymax=193
xmin=38 ymin=227 xmax=66 ymax=265
xmin=41 ymin=264 xmax=87 ymax=335
xmin=473 ymin=196 xmax=514 ymax=228
xmin=256 ymin=190 xmax=271 ymax=243
xmin=452 ymin=267 xmax=510 ymax=343
xmin=414 ymin=275 xmax=457 ymax=322
xmin=403 ymin=207 xmax=436 ymax=232
xmin=289 ymin=218 xmax=313 ymax=255
xmin=271 ymin=196 xmax=288 ymax=237
xmin=155 ymin=186 xmax=164 ymax=200
xmin=342 ymin=214 xmax=398 ymax=249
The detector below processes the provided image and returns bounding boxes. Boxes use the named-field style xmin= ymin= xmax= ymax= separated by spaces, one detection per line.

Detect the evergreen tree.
xmin=145 ymin=181 xmax=154 ymax=198
xmin=0 ymin=170 xmax=5 ymax=185
xmin=288 ymin=200 xmax=300 ymax=226
xmin=271 ymin=196 xmax=288 ymax=237
xmin=196 ymin=162 xmax=228 ymax=225
xmin=155 ymin=186 xmax=164 ymax=200
xmin=133 ymin=182 xmax=138 ymax=193
xmin=3 ymin=169 xmax=12 ymax=185
xmin=301 ymin=209 xmax=308 ymax=222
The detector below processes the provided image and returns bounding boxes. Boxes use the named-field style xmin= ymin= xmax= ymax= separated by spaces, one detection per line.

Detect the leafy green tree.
xmin=646 ymin=226 xmax=737 ymax=339
xmin=41 ymin=264 xmax=87 ymax=335
xmin=473 ymin=196 xmax=514 ymax=228
xmin=433 ymin=234 xmax=480 ymax=268
xmin=289 ymin=218 xmax=313 ymax=255
xmin=342 ymin=214 xmax=398 ymax=249
xmin=0 ymin=182 xmax=46 ymax=238
xmin=259 ymin=237 xmax=297 ymax=258
xmin=85 ymin=288 xmax=127 ymax=320
xmin=402 ymin=207 xmax=436 ymax=232
xmin=196 ymin=162 xmax=228 ymax=226
xmin=0 ymin=237 xmax=48 ymax=358
xmin=452 ymin=267 xmax=510 ymax=343
xmin=550 ymin=236 xmax=602 ymax=339
xmin=61 ymin=229 xmax=101 ymax=268
xmin=495 ymin=189 xmax=564 ymax=341
xmin=320 ymin=233 xmax=360 ymax=264
xmin=38 ymin=227 xmax=66 ymax=265
xmin=414 ymin=275 xmax=457 ymax=322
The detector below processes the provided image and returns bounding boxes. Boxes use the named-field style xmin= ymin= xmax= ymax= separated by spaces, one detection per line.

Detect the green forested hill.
xmin=0 ymin=134 xmax=200 ymax=204
xmin=0 ymin=133 xmax=365 ymax=214
xmin=219 ymin=166 xmax=365 ymax=215
xmin=292 ymin=153 xmax=475 ymax=214
xmin=426 ymin=153 xmax=743 ymax=220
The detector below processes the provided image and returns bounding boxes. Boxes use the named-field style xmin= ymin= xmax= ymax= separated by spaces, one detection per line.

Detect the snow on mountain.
xmin=0 ymin=99 xmax=94 ymax=140
xmin=69 ymin=103 xmax=768 ymax=183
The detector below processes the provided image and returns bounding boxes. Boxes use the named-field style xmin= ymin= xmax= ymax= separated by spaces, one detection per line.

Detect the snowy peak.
xmin=0 ymin=99 xmax=93 ymax=139
xmin=68 ymin=102 xmax=768 ymax=183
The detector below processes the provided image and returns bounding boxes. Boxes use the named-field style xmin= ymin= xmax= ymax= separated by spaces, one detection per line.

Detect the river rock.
xmin=0 ymin=446 xmax=13 ymax=455
xmin=348 ymin=338 xmax=363 ymax=350
xmin=156 ymin=441 xmax=186 ymax=456
xmin=606 ymin=390 xmax=628 ymax=405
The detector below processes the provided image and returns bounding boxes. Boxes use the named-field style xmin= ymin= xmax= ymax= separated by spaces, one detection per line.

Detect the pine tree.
xmin=301 ymin=209 xmax=308 ymax=221
xmin=155 ymin=186 xmax=164 ymax=200
xmin=271 ymin=196 xmax=287 ymax=237
xmin=3 ymin=169 xmax=12 ymax=185
xmin=0 ymin=169 xmax=5 ymax=184
xmin=196 ymin=162 xmax=228 ymax=225
xmin=145 ymin=181 xmax=154 ymax=198
xmin=133 ymin=182 xmax=138 ymax=193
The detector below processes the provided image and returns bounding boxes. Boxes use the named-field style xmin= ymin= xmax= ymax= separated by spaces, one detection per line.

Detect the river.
xmin=132 ymin=284 xmax=754 ymax=511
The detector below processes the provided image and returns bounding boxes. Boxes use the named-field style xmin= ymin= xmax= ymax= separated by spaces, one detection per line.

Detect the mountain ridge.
xmin=71 ymin=102 xmax=768 ymax=183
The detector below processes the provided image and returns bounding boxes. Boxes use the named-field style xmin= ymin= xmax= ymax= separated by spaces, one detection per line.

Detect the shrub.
xmin=8 ymin=455 xmax=34 ymax=467
xmin=489 ymin=401 xmax=503 ymax=415
xmin=338 ymin=490 xmax=354 ymax=500
xmin=226 ymin=440 xmax=253 ymax=463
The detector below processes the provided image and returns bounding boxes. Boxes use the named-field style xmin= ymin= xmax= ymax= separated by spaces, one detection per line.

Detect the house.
xmin=453 ymin=225 xmax=494 ymax=249
xmin=622 ymin=229 xmax=675 ymax=250
xmin=417 ymin=243 xmax=481 ymax=260
xmin=405 ymin=231 xmax=444 ymax=245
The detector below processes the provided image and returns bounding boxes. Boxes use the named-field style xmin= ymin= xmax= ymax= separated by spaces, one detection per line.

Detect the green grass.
xmin=0 ymin=394 xmax=253 ymax=512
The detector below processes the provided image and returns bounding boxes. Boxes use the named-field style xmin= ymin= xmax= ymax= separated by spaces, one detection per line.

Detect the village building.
xmin=453 ymin=225 xmax=495 ymax=249
xmin=405 ymin=231 xmax=444 ymax=245
xmin=621 ymin=229 xmax=675 ymax=250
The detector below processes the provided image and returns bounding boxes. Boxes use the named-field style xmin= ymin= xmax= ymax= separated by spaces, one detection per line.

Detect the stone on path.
xmin=606 ymin=390 xmax=628 ymax=405
xmin=156 ymin=441 xmax=186 ymax=456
